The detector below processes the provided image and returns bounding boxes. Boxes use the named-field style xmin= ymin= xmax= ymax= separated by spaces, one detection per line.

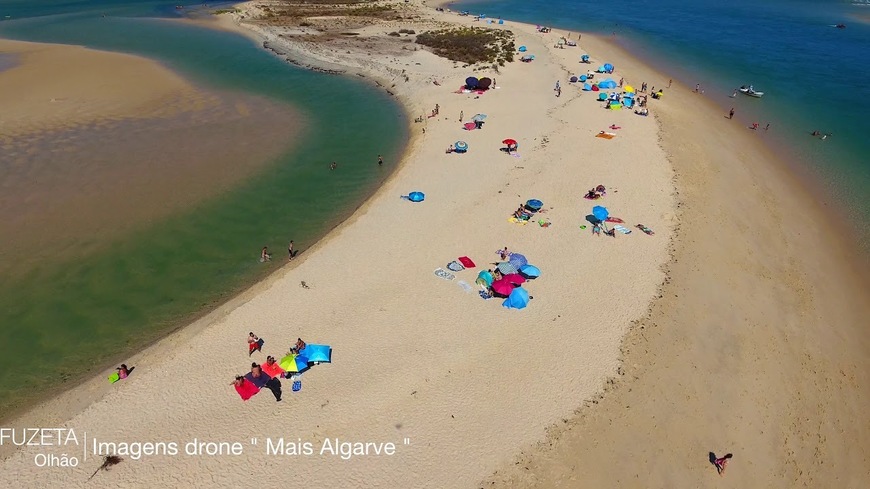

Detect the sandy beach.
xmin=1 ymin=2 xmax=867 ymax=488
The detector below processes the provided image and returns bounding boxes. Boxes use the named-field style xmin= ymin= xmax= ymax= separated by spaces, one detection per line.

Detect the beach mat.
xmin=596 ymin=132 xmax=616 ymax=139
xmin=458 ymin=256 xmax=476 ymax=268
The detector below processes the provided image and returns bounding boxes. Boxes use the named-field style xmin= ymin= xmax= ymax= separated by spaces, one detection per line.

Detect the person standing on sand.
xmin=248 ymin=332 xmax=263 ymax=356
xmin=729 ymin=108 xmax=735 ymax=119
xmin=764 ymin=123 xmax=770 ymax=131
xmin=668 ymin=79 xmax=672 ymax=88
xmin=459 ymin=110 xmax=463 ymax=122
xmin=694 ymin=83 xmax=700 ymax=93
xmin=714 ymin=453 xmax=733 ymax=476
xmin=288 ymin=240 xmax=294 ymax=260
xmin=378 ymin=154 xmax=383 ymax=166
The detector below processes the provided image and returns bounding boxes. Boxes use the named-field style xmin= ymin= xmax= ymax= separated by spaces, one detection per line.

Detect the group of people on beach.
xmin=234 ymin=333 xmax=308 ymax=402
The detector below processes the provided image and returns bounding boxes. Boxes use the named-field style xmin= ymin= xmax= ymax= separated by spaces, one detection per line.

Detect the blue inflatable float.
xmin=408 ymin=191 xmax=425 ymax=202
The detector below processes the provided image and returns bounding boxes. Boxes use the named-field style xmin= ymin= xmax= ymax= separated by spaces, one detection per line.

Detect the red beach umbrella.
xmin=502 ymin=138 xmax=517 ymax=146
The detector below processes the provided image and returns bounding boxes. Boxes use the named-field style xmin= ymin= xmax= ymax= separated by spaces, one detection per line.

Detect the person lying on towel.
xmin=513 ymin=206 xmax=532 ymax=220
xmin=232 ymin=375 xmax=260 ymax=401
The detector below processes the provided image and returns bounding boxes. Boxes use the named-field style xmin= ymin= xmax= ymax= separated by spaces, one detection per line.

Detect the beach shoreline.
xmin=1 ymin=2 xmax=867 ymax=487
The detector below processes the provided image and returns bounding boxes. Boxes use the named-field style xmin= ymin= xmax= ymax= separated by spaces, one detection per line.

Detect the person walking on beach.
xmin=694 ymin=83 xmax=700 ymax=93
xmin=459 ymin=110 xmax=463 ymax=122
xmin=288 ymin=240 xmax=294 ymax=260
xmin=435 ymin=103 xmax=439 ymax=115
xmin=728 ymin=107 xmax=735 ymax=119
xmin=668 ymin=79 xmax=672 ymax=88
xmin=378 ymin=154 xmax=383 ymax=166
xmin=714 ymin=453 xmax=733 ymax=476
xmin=764 ymin=123 xmax=770 ymax=131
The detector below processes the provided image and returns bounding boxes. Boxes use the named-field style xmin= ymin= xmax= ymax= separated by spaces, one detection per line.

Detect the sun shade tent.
xmin=304 ymin=344 xmax=332 ymax=363
xmin=502 ymin=287 xmax=530 ymax=309
xmin=465 ymin=76 xmax=479 ymax=89
xmin=478 ymin=77 xmax=492 ymax=89
xmin=525 ymin=199 xmax=543 ymax=211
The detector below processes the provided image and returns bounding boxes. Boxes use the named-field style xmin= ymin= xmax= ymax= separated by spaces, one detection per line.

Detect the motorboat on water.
xmin=739 ymin=85 xmax=764 ymax=98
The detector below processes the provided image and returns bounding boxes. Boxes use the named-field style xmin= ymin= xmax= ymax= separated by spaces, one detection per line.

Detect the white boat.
xmin=739 ymin=86 xmax=764 ymax=98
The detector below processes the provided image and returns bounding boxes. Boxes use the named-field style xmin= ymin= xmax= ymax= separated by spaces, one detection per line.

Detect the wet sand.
xmin=1 ymin=92 xmax=303 ymax=279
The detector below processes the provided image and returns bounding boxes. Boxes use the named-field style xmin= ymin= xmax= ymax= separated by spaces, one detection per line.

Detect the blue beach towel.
xmin=292 ymin=381 xmax=302 ymax=392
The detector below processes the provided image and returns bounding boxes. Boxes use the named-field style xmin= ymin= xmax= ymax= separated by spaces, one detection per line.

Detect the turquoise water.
xmin=0 ymin=2 xmax=406 ymax=414
xmin=454 ymin=0 xmax=870 ymax=252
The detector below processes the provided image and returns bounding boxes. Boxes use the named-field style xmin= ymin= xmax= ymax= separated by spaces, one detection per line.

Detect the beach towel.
xmin=235 ymin=378 xmax=260 ymax=401
xmin=605 ymin=217 xmax=625 ymax=223
xmin=596 ymin=132 xmax=616 ymax=139
xmin=458 ymin=256 xmax=476 ymax=268
xmin=292 ymin=381 xmax=302 ymax=392
xmin=636 ymin=224 xmax=655 ymax=235
xmin=261 ymin=362 xmax=285 ymax=379
xmin=447 ymin=261 xmax=465 ymax=272
xmin=245 ymin=371 xmax=272 ymax=390
xmin=434 ymin=268 xmax=455 ymax=280
xmin=108 ymin=372 xmax=120 ymax=384
xmin=614 ymin=224 xmax=632 ymax=234
xmin=458 ymin=280 xmax=473 ymax=293
xmin=508 ymin=217 xmax=529 ymax=225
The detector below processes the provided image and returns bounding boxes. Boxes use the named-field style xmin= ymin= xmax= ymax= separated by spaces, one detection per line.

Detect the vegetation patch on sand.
xmin=415 ymin=27 xmax=515 ymax=65
xmin=259 ymin=0 xmax=400 ymax=22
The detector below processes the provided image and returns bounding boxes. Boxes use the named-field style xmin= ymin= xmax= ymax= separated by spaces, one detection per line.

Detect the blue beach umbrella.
xmin=509 ymin=253 xmax=528 ymax=268
xmin=518 ymin=45 xmax=527 ymax=52
xmin=525 ymin=199 xmax=543 ymax=211
xmin=465 ymin=76 xmax=479 ymax=89
xmin=581 ymin=54 xmax=590 ymax=62
xmin=519 ymin=264 xmax=540 ymax=279
xmin=408 ymin=191 xmax=425 ymax=202
xmin=592 ymin=205 xmax=609 ymax=221
xmin=471 ymin=113 xmax=487 ymax=122
xmin=604 ymin=63 xmax=614 ymax=72
xmin=454 ymin=141 xmax=468 ymax=152
xmin=303 ymin=344 xmax=332 ymax=363
xmin=579 ymin=75 xmax=587 ymax=82
xmin=502 ymin=287 xmax=530 ymax=310
xmin=598 ymin=93 xmax=607 ymax=101
xmin=583 ymin=83 xmax=592 ymax=91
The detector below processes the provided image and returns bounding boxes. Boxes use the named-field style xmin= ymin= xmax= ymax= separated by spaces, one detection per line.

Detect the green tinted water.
xmin=0 ymin=6 xmax=406 ymax=415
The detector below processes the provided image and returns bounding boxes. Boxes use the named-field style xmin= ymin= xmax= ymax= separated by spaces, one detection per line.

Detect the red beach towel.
xmin=261 ymin=362 xmax=285 ymax=379
xmin=458 ymin=256 xmax=476 ymax=268
xmin=234 ymin=379 xmax=260 ymax=401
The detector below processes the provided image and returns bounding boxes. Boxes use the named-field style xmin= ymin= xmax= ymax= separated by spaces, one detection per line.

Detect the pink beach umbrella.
xmin=464 ymin=122 xmax=477 ymax=130
xmin=502 ymin=273 xmax=526 ymax=285
xmin=491 ymin=278 xmax=516 ymax=297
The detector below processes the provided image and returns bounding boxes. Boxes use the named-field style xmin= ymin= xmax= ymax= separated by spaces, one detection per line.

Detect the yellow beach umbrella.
xmin=624 ymin=85 xmax=635 ymax=93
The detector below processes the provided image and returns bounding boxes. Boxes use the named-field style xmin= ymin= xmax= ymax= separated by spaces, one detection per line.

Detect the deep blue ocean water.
xmin=0 ymin=1 xmax=406 ymax=414
xmin=454 ymin=0 xmax=870 ymax=251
